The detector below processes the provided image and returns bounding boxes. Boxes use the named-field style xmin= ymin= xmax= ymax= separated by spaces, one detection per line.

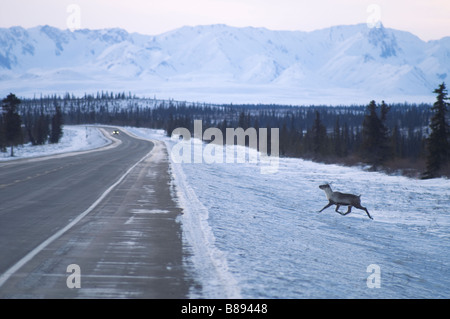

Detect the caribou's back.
xmin=331 ymin=191 xmax=361 ymax=206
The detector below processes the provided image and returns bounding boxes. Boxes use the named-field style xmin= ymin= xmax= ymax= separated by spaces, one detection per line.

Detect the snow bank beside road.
xmin=125 ymin=126 xmax=450 ymax=299
xmin=124 ymin=126 xmax=242 ymax=299
xmin=0 ymin=126 xmax=110 ymax=161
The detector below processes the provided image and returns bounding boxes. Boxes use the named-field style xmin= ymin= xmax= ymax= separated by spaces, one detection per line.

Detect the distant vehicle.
xmin=112 ymin=130 xmax=120 ymax=135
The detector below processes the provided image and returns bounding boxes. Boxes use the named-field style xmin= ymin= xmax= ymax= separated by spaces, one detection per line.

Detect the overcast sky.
xmin=1 ymin=0 xmax=449 ymax=41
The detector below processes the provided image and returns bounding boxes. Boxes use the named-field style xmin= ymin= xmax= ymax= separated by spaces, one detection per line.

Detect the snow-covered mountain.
xmin=0 ymin=24 xmax=449 ymax=104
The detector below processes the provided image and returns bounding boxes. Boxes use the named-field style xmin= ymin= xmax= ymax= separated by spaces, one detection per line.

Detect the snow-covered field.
xmin=0 ymin=125 xmax=110 ymax=161
xmin=128 ymin=127 xmax=449 ymax=299
xmin=4 ymin=125 xmax=448 ymax=298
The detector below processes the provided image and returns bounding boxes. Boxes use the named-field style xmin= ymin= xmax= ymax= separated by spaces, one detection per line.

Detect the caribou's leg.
xmin=319 ymin=201 xmax=333 ymax=212
xmin=337 ymin=205 xmax=352 ymax=216
xmin=353 ymin=203 xmax=373 ymax=219
xmin=335 ymin=204 xmax=345 ymax=214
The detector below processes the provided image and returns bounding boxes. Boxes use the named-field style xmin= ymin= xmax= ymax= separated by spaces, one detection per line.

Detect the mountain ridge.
xmin=0 ymin=23 xmax=448 ymax=104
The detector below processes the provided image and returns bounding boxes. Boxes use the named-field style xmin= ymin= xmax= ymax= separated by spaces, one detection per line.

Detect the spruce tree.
xmin=423 ymin=82 xmax=450 ymax=178
xmin=1 ymin=93 xmax=22 ymax=156
xmin=333 ymin=117 xmax=343 ymax=157
xmin=0 ymin=113 xmax=5 ymax=152
xmin=50 ymin=104 xmax=64 ymax=143
xmin=31 ymin=112 xmax=50 ymax=145
xmin=361 ymin=100 xmax=390 ymax=169
xmin=379 ymin=100 xmax=391 ymax=160
xmin=311 ymin=111 xmax=327 ymax=158
xmin=390 ymin=125 xmax=402 ymax=159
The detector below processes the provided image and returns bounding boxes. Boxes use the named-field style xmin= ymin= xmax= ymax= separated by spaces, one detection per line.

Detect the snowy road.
xmin=0 ymin=127 xmax=193 ymax=298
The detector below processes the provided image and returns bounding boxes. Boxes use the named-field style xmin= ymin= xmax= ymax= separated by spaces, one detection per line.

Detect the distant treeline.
xmin=14 ymin=87 xmax=449 ymax=178
xmin=1 ymin=94 xmax=63 ymax=156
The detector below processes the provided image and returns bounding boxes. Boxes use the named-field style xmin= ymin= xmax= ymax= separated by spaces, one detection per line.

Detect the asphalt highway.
xmin=0 ymin=127 xmax=194 ymax=298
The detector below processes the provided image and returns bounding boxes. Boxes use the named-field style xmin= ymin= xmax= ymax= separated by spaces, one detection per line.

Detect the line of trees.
xmin=210 ymin=102 xmax=431 ymax=175
xmin=1 ymin=93 xmax=64 ymax=156
xmin=12 ymin=83 xmax=450 ymax=178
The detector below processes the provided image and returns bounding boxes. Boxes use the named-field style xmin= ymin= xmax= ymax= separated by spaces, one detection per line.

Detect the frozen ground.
xmin=128 ymin=127 xmax=449 ymax=299
xmin=4 ymin=125 xmax=448 ymax=298
xmin=0 ymin=126 xmax=110 ymax=161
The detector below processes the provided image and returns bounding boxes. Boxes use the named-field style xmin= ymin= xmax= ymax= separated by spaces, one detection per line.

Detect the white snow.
xmin=0 ymin=125 xmax=110 ymax=161
xmin=2 ymin=125 xmax=448 ymax=298
xmin=128 ymin=127 xmax=449 ymax=299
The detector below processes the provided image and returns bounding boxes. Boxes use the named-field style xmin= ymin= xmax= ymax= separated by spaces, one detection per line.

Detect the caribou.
xmin=318 ymin=183 xmax=373 ymax=220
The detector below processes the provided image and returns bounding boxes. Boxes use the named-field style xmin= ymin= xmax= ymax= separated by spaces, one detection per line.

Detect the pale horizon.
xmin=0 ymin=0 xmax=449 ymax=41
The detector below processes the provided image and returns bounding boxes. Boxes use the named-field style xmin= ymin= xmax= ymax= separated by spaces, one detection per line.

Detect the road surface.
xmin=0 ymin=127 xmax=195 ymax=298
